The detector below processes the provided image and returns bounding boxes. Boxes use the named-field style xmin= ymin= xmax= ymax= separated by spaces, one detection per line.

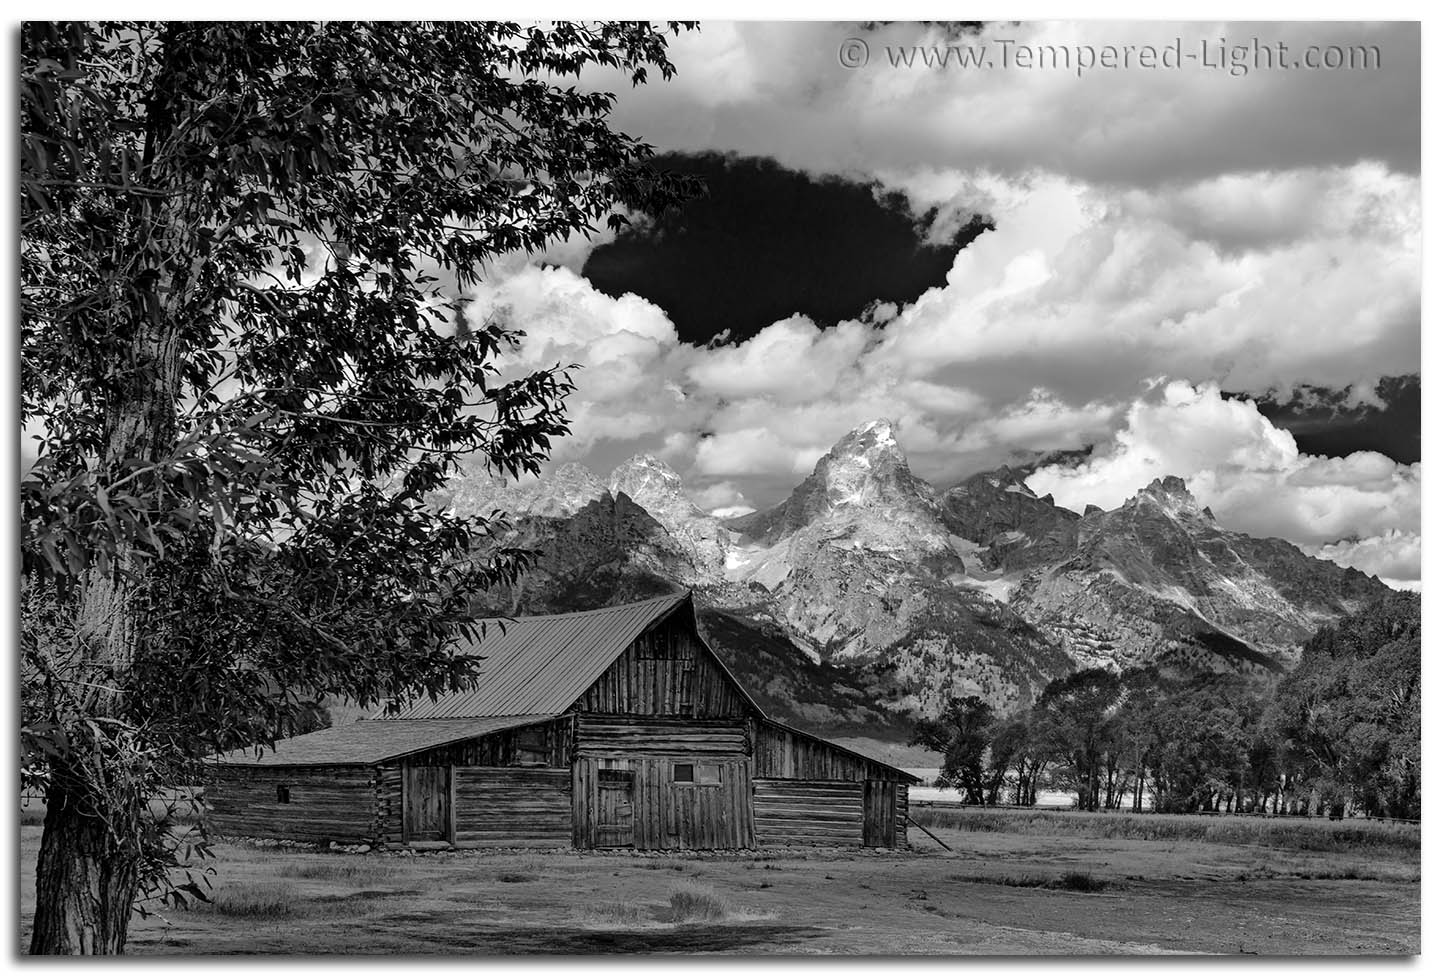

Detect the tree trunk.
xmin=31 ymin=267 xmax=180 ymax=953
xmin=29 ymin=781 xmax=142 ymax=955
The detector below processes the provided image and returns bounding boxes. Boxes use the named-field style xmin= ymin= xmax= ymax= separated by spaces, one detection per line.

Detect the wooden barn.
xmin=208 ymin=592 xmax=918 ymax=851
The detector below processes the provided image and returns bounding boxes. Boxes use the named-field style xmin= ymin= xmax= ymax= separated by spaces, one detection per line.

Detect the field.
xmin=17 ymin=809 xmax=1419 ymax=955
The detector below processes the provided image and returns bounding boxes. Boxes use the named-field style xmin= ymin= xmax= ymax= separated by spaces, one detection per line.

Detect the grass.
xmin=16 ymin=823 xmax=1419 ymax=955
xmin=584 ymin=902 xmax=649 ymax=926
xmin=275 ymin=860 xmax=398 ymax=883
xmin=910 ymin=807 xmax=1421 ymax=855
xmin=952 ymin=872 xmax=1109 ymax=893
xmin=193 ymin=881 xmax=300 ymax=920
xmin=668 ymin=882 xmax=734 ymax=923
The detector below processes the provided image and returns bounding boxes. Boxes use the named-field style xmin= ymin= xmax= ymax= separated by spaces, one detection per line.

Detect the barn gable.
xmin=374 ymin=591 xmax=760 ymax=724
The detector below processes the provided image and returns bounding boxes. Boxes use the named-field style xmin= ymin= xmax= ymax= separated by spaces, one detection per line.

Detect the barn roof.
xmin=214 ymin=715 xmax=557 ymax=767
xmin=374 ymin=591 xmax=751 ymax=720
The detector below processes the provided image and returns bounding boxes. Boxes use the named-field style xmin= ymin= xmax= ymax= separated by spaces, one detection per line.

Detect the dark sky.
xmin=581 ymin=151 xmax=1418 ymax=467
xmin=582 ymin=152 xmax=991 ymax=344
xmin=1242 ymin=375 xmax=1420 ymax=465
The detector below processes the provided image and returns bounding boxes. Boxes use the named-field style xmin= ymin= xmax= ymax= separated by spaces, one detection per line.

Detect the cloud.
xmin=605 ymin=21 xmax=1419 ymax=191
xmin=1312 ymin=530 xmax=1421 ymax=589
xmin=1025 ymin=381 xmax=1421 ymax=582
xmin=868 ymin=164 xmax=1419 ymax=403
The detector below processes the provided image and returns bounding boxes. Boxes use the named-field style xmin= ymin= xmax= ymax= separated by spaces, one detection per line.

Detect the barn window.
xmin=276 ymin=785 xmax=291 ymax=804
xmin=513 ymin=727 xmax=549 ymax=766
xmin=673 ymin=762 xmax=721 ymax=786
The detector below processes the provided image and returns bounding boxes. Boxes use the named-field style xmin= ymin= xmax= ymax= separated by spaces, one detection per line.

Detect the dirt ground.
xmin=17 ymin=821 xmax=1419 ymax=955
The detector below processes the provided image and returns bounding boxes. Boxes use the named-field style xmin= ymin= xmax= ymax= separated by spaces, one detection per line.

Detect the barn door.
xmin=403 ymin=765 xmax=451 ymax=842
xmin=595 ymin=768 xmax=635 ymax=848
xmin=863 ymin=779 xmax=898 ymax=848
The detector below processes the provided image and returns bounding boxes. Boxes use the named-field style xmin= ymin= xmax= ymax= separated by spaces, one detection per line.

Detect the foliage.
xmin=1032 ymin=668 xmax=1123 ymax=812
xmin=20 ymin=20 xmax=698 ymax=954
xmin=910 ymin=696 xmax=995 ymax=803
xmin=1269 ymin=592 xmax=1420 ymax=819
xmin=912 ymin=594 xmax=1419 ymax=821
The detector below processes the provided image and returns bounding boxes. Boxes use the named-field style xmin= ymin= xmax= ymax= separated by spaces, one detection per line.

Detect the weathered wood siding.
xmin=453 ymin=767 xmax=572 ymax=848
xmin=863 ymin=779 xmax=898 ymax=848
xmin=896 ymin=784 xmax=910 ymax=848
xmin=753 ymin=779 xmax=864 ymax=846
xmin=576 ymin=615 xmax=751 ymax=717
xmin=399 ymin=717 xmax=572 ymax=768
xmin=753 ymin=721 xmax=911 ymax=783
xmin=208 ymin=766 xmax=376 ymax=844
xmin=573 ymin=756 xmax=754 ymax=850
xmin=574 ymin=715 xmax=748 ymax=757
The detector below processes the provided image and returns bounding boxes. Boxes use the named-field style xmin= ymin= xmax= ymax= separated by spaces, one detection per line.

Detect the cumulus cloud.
xmin=1025 ymin=381 xmax=1420 ymax=583
xmin=870 ymin=164 xmax=1419 ymax=402
xmin=1312 ymin=530 xmax=1421 ymax=589
xmin=604 ymin=21 xmax=1419 ymax=191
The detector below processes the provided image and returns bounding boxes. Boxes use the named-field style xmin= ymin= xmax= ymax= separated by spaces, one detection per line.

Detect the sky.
xmin=460 ymin=20 xmax=1421 ymax=589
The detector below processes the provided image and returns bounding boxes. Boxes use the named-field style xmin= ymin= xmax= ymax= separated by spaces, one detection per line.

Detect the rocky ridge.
xmin=439 ymin=421 xmax=1390 ymax=728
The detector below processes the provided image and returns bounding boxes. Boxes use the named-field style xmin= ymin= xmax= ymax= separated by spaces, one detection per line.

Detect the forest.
xmin=910 ymin=591 xmax=1421 ymax=820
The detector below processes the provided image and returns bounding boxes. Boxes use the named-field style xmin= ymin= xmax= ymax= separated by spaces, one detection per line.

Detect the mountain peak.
xmin=728 ymin=419 xmax=939 ymax=544
xmin=609 ymin=454 xmax=685 ymax=499
xmin=831 ymin=418 xmax=902 ymax=460
xmin=1126 ymin=475 xmax=1214 ymax=521
xmin=1145 ymin=475 xmax=1192 ymax=498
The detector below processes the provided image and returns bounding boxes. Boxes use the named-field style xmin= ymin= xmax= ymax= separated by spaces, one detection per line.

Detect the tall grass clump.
xmin=194 ymin=881 xmax=300 ymax=919
xmin=668 ymin=882 xmax=732 ymax=923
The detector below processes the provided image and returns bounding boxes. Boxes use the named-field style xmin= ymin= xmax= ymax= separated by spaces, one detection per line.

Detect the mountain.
xmin=723 ymin=419 xmax=1070 ymax=716
xmin=609 ymin=455 xmax=730 ymax=577
xmin=1010 ymin=476 xmax=1385 ymax=675
xmin=437 ymin=421 xmax=1393 ymax=736
xmin=937 ymin=465 xmax=1080 ymax=573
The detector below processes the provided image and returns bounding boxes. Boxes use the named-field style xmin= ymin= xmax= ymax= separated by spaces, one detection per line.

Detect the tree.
xmin=1269 ymin=592 xmax=1421 ymax=819
xmin=911 ymin=696 xmax=995 ymax=804
xmin=1032 ymin=668 xmax=1122 ymax=811
xmin=21 ymin=21 xmax=698 ymax=954
xmin=989 ymin=713 xmax=1044 ymax=805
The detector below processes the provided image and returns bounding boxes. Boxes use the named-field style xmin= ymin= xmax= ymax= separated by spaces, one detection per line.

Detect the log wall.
xmin=375 ymin=765 xmax=403 ymax=846
xmin=208 ymin=766 xmax=377 ymax=845
xmin=753 ymin=779 xmax=864 ymax=846
xmin=453 ymin=767 xmax=572 ymax=848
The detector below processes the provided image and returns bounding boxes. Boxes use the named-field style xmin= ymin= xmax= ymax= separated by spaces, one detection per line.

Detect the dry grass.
xmin=583 ymin=902 xmax=649 ymax=926
xmin=952 ymin=871 xmax=1109 ymax=893
xmin=193 ymin=881 xmax=299 ymax=920
xmin=668 ymin=882 xmax=733 ymax=923
xmin=275 ymin=860 xmax=399 ymax=883
xmin=910 ymin=807 xmax=1420 ymax=855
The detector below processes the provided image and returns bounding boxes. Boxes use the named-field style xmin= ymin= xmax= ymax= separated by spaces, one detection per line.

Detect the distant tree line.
xmin=911 ymin=592 xmax=1420 ymax=820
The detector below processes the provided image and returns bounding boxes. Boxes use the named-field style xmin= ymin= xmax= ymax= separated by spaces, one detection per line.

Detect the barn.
xmin=208 ymin=591 xmax=918 ymax=851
